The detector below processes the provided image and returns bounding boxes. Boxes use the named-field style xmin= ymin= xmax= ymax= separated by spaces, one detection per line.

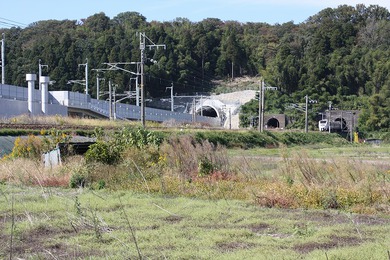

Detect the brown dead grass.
xmin=0 ymin=157 xmax=82 ymax=187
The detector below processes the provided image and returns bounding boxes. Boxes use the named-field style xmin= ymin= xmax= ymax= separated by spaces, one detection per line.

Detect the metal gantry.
xmin=166 ymin=82 xmax=174 ymax=112
xmin=139 ymin=32 xmax=166 ymax=127
xmin=38 ymin=59 xmax=48 ymax=90
xmin=103 ymin=62 xmax=141 ymax=106
xmin=305 ymin=95 xmax=317 ymax=133
xmin=258 ymin=78 xmax=277 ymax=132
xmin=91 ymin=68 xmax=111 ymax=100
xmin=79 ymin=58 xmax=88 ymax=95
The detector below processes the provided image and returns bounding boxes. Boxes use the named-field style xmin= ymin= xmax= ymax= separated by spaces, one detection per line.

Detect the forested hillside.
xmin=0 ymin=4 xmax=389 ymax=131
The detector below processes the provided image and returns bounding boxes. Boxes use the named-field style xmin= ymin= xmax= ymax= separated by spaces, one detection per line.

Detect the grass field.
xmin=0 ymin=124 xmax=389 ymax=259
xmin=1 ymin=185 xmax=389 ymax=259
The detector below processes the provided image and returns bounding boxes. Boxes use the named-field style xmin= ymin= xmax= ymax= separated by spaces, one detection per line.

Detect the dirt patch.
xmin=286 ymin=209 xmax=390 ymax=227
xmin=248 ymin=223 xmax=271 ymax=233
xmin=216 ymin=241 xmax=255 ymax=253
xmin=198 ymin=223 xmax=229 ymax=230
xmin=4 ymin=224 xmax=104 ymax=259
xmin=164 ymin=215 xmax=183 ymax=223
xmin=294 ymin=235 xmax=362 ymax=254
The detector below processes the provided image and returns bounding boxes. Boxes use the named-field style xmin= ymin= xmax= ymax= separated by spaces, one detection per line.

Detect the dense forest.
xmin=0 ymin=4 xmax=389 ymax=131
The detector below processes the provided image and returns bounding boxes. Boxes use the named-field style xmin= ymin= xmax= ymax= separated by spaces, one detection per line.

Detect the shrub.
xmin=10 ymin=135 xmax=43 ymax=159
xmin=69 ymin=172 xmax=86 ymax=188
xmin=113 ymin=127 xmax=165 ymax=149
xmin=85 ymin=141 xmax=121 ymax=165
xmin=198 ymin=156 xmax=214 ymax=177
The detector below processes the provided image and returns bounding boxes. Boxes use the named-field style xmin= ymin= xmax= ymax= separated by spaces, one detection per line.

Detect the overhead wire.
xmin=0 ymin=17 xmax=27 ymax=28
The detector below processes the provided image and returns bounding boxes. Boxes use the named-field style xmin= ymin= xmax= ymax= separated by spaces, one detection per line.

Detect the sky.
xmin=1 ymin=0 xmax=390 ymax=28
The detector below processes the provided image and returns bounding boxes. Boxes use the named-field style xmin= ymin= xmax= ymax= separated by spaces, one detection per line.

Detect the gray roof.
xmin=0 ymin=135 xmax=96 ymax=158
xmin=0 ymin=136 xmax=18 ymax=158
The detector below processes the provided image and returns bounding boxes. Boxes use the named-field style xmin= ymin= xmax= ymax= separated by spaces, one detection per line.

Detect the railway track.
xmin=0 ymin=122 xmax=231 ymax=132
xmin=0 ymin=123 xmax=98 ymax=131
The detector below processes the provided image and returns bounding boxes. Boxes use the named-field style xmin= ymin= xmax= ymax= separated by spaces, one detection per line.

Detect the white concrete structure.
xmin=0 ymin=75 xmax=221 ymax=126
xmin=40 ymin=76 xmax=50 ymax=114
xmin=26 ymin=74 xmax=37 ymax=114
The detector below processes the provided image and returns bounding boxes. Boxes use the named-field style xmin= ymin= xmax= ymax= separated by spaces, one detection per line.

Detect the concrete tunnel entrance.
xmin=197 ymin=106 xmax=218 ymax=117
xmin=267 ymin=118 xmax=280 ymax=128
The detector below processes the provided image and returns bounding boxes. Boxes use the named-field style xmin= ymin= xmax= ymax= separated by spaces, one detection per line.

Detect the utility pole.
xmin=260 ymin=79 xmax=265 ymax=132
xmin=200 ymin=95 xmax=203 ymax=116
xmin=1 ymin=33 xmax=5 ymax=85
xmin=258 ymin=80 xmax=262 ymax=132
xmin=258 ymin=78 xmax=277 ymax=132
xmin=38 ymin=59 xmax=48 ymax=90
xmin=231 ymin=61 xmax=234 ymax=81
xmin=166 ymin=82 xmax=174 ymax=112
xmin=328 ymin=101 xmax=332 ymax=133
xmin=305 ymin=95 xmax=309 ymax=133
xmin=113 ymin=85 xmax=117 ymax=120
xmin=139 ymin=32 xmax=166 ymax=127
xmin=130 ymin=77 xmax=140 ymax=106
xmin=92 ymin=69 xmax=109 ymax=100
xmin=96 ymin=76 xmax=105 ymax=100
xmin=229 ymin=107 xmax=232 ymax=130
xmin=192 ymin=98 xmax=196 ymax=122
xmin=108 ymin=80 xmax=112 ymax=120
xmin=351 ymin=112 xmax=355 ymax=142
xmin=304 ymin=95 xmax=317 ymax=133
xmin=79 ymin=58 xmax=88 ymax=95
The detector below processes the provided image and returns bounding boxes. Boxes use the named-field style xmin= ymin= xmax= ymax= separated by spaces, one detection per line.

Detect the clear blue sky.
xmin=1 ymin=0 xmax=389 ymax=28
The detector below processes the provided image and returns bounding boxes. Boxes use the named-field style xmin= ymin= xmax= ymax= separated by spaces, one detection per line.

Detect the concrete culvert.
xmin=267 ymin=118 xmax=280 ymax=128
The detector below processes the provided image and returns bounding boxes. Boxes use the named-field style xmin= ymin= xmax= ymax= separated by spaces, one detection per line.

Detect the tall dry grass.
xmin=1 ymin=114 xmax=137 ymax=128
xmin=1 ymin=131 xmax=389 ymax=214
xmin=0 ymin=157 xmax=83 ymax=187
xmin=259 ymin=149 xmax=390 ymax=213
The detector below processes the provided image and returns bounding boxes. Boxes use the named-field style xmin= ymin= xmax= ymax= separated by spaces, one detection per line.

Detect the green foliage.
xmin=85 ymin=141 xmax=121 ymax=165
xmin=69 ymin=173 xmax=85 ymax=188
xmin=0 ymin=129 xmax=41 ymax=136
xmin=7 ymin=130 xmax=69 ymax=160
xmin=113 ymin=127 xmax=165 ymax=149
xmin=2 ymin=5 xmax=390 ymax=130
xmin=275 ymin=132 xmax=349 ymax=146
xmin=198 ymin=156 xmax=214 ymax=177
xmin=85 ymin=127 xmax=165 ymax=165
xmin=9 ymin=135 xmax=43 ymax=159
xmin=194 ymin=130 xmax=276 ymax=149
xmin=69 ymin=168 xmax=89 ymax=188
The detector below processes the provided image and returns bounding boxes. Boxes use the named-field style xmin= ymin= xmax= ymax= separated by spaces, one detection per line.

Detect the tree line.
xmin=0 ymin=4 xmax=389 ymax=131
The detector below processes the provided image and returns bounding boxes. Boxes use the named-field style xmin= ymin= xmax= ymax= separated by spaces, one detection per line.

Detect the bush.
xmin=85 ymin=141 xmax=121 ymax=165
xmin=69 ymin=172 xmax=86 ymax=188
xmin=194 ymin=130 xmax=276 ymax=149
xmin=10 ymin=135 xmax=43 ymax=159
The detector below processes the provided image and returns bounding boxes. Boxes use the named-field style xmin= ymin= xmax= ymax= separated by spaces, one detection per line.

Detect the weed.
xmin=74 ymin=196 xmax=83 ymax=216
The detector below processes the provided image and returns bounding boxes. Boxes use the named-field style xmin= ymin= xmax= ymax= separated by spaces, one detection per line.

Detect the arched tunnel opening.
xmin=267 ymin=118 xmax=280 ymax=128
xmin=334 ymin=117 xmax=349 ymax=131
xmin=197 ymin=106 xmax=218 ymax=117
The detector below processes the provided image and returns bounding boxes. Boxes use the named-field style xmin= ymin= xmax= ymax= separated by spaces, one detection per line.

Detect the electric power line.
xmin=0 ymin=17 xmax=27 ymax=28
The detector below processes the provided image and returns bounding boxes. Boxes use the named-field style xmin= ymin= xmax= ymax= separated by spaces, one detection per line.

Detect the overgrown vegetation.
xmin=1 ymin=126 xmax=389 ymax=215
xmin=0 ymin=122 xmax=388 ymax=259
xmin=4 ymin=129 xmax=70 ymax=160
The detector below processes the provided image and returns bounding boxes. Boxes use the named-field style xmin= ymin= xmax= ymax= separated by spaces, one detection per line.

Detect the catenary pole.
xmin=305 ymin=95 xmax=309 ymax=133
xmin=1 ymin=33 xmax=5 ymax=85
